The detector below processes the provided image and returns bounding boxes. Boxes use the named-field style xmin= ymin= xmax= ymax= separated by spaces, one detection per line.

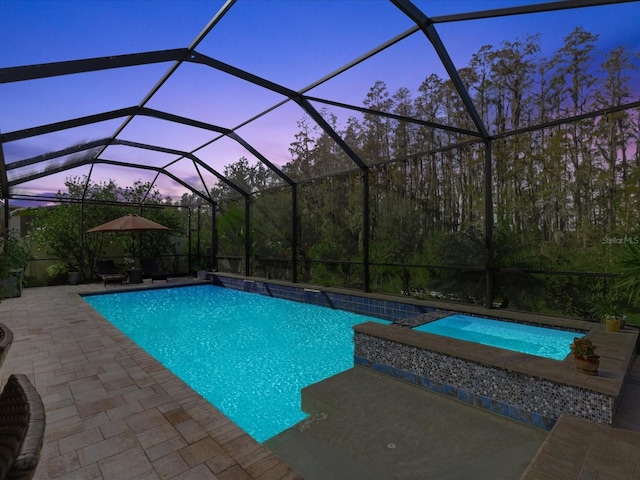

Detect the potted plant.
xmin=569 ymin=337 xmax=599 ymax=375
xmin=46 ymin=262 xmax=81 ymax=285
xmin=591 ymin=298 xmax=624 ymax=332
xmin=67 ymin=266 xmax=81 ymax=285
xmin=194 ymin=257 xmax=209 ymax=280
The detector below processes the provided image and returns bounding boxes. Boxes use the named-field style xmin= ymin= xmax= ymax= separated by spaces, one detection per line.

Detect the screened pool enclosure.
xmin=1 ymin=0 xmax=639 ymax=315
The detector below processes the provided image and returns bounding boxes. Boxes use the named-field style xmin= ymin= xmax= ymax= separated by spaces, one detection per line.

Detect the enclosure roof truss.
xmin=0 ymin=0 xmax=636 ymax=203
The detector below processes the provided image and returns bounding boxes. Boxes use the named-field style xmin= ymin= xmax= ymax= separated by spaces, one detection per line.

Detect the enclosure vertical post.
xmin=484 ymin=140 xmax=494 ymax=309
xmin=138 ymin=205 xmax=144 ymax=265
xmin=187 ymin=207 xmax=192 ymax=274
xmin=80 ymin=201 xmax=85 ymax=277
xmin=363 ymin=170 xmax=371 ymax=293
xmin=2 ymin=199 xmax=8 ymax=232
xmin=211 ymin=201 xmax=218 ymax=272
xmin=244 ymin=196 xmax=250 ymax=277
xmin=291 ymin=184 xmax=298 ymax=283
xmin=197 ymin=205 xmax=201 ymax=262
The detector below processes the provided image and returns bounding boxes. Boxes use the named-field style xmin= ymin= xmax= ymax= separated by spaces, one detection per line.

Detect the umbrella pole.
xmin=98 ymin=234 xmax=104 ymax=267
xmin=131 ymin=232 xmax=136 ymax=269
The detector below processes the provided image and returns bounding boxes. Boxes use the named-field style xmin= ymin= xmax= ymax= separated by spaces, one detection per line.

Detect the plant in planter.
xmin=67 ymin=267 xmax=81 ymax=285
xmin=569 ymin=337 xmax=599 ymax=375
xmin=591 ymin=298 xmax=625 ymax=332
xmin=46 ymin=263 xmax=81 ymax=285
xmin=194 ymin=257 xmax=210 ymax=280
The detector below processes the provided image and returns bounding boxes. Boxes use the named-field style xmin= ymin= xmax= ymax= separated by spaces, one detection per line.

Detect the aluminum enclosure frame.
xmin=0 ymin=0 xmax=637 ymax=304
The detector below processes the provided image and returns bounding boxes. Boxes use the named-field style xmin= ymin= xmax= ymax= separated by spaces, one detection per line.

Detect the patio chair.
xmin=141 ymin=258 xmax=170 ymax=282
xmin=0 ymin=324 xmax=13 ymax=371
xmin=95 ymin=259 xmax=126 ymax=286
xmin=0 ymin=374 xmax=46 ymax=480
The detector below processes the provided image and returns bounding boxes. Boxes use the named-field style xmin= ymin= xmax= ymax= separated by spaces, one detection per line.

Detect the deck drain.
xmin=387 ymin=443 xmax=396 ymax=449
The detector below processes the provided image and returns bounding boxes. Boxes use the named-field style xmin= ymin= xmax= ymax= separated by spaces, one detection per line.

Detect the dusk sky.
xmin=1 ymin=0 xmax=639 ymax=202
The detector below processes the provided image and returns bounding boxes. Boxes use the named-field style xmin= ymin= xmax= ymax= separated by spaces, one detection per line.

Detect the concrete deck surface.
xmin=1 ymin=281 xmax=639 ymax=479
xmin=266 ymin=367 xmax=549 ymax=479
xmin=267 ymin=359 xmax=640 ymax=480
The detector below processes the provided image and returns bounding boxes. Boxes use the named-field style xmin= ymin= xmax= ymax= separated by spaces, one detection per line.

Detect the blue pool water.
xmin=413 ymin=314 xmax=581 ymax=360
xmin=83 ymin=285 xmax=389 ymax=442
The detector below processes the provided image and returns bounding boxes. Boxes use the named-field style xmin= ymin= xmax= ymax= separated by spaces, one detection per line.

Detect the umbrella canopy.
xmin=87 ymin=214 xmax=170 ymax=233
xmin=87 ymin=214 xmax=171 ymax=270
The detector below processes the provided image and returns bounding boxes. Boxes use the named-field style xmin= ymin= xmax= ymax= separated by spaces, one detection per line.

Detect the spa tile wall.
xmin=354 ymin=332 xmax=613 ymax=429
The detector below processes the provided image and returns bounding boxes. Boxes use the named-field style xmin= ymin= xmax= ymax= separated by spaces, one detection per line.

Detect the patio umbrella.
xmin=87 ymin=214 xmax=170 ymax=233
xmin=87 ymin=214 xmax=171 ymax=267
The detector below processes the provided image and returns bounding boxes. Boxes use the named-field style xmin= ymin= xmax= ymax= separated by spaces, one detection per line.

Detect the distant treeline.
xmin=34 ymin=27 xmax=638 ymax=316
xmin=202 ymin=28 xmax=640 ymax=315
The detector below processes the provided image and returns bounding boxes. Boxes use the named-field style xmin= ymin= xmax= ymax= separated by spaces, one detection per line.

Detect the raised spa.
xmin=413 ymin=314 xmax=581 ymax=360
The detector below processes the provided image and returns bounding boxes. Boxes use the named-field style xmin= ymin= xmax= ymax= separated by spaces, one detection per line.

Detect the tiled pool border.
xmin=210 ymin=274 xmax=637 ymax=432
xmin=210 ymin=275 xmax=437 ymax=321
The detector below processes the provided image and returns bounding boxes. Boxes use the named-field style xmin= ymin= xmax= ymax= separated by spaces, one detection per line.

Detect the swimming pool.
xmin=83 ymin=284 xmax=390 ymax=442
xmin=413 ymin=314 xmax=581 ymax=360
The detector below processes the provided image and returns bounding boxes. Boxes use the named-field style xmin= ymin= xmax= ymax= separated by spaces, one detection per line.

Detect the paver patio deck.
xmin=1 ymin=279 xmax=639 ymax=479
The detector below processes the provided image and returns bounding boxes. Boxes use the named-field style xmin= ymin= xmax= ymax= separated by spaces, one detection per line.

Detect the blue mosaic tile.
xmin=458 ymin=389 xmax=474 ymax=404
xmin=429 ymin=381 xmax=443 ymax=393
xmin=509 ymin=405 xmax=532 ymax=424
xmin=404 ymin=372 xmax=419 ymax=384
xmin=491 ymin=400 xmax=510 ymax=416
xmin=530 ymin=411 xmax=541 ymax=425
xmin=372 ymin=363 xmax=392 ymax=375
xmin=443 ymin=384 xmax=458 ymax=398
xmin=354 ymin=356 xmax=369 ymax=366
xmin=530 ymin=412 xmax=555 ymax=430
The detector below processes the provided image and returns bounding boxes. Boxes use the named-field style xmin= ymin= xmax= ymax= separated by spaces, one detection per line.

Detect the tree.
xmin=0 ymin=229 xmax=30 ymax=298
xmin=30 ymin=177 xmax=182 ymax=282
xmin=214 ymin=26 xmax=640 ymax=316
xmin=549 ymin=27 xmax=600 ymax=246
xmin=594 ymin=46 xmax=637 ymax=231
xmin=614 ymin=242 xmax=640 ymax=307
xmin=433 ymin=226 xmax=546 ymax=309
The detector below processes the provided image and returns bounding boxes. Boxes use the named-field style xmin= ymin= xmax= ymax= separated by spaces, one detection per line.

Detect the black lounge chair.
xmin=141 ymin=258 xmax=170 ymax=282
xmin=0 ymin=374 xmax=46 ymax=480
xmin=0 ymin=323 xmax=13 ymax=371
xmin=95 ymin=259 xmax=126 ymax=286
